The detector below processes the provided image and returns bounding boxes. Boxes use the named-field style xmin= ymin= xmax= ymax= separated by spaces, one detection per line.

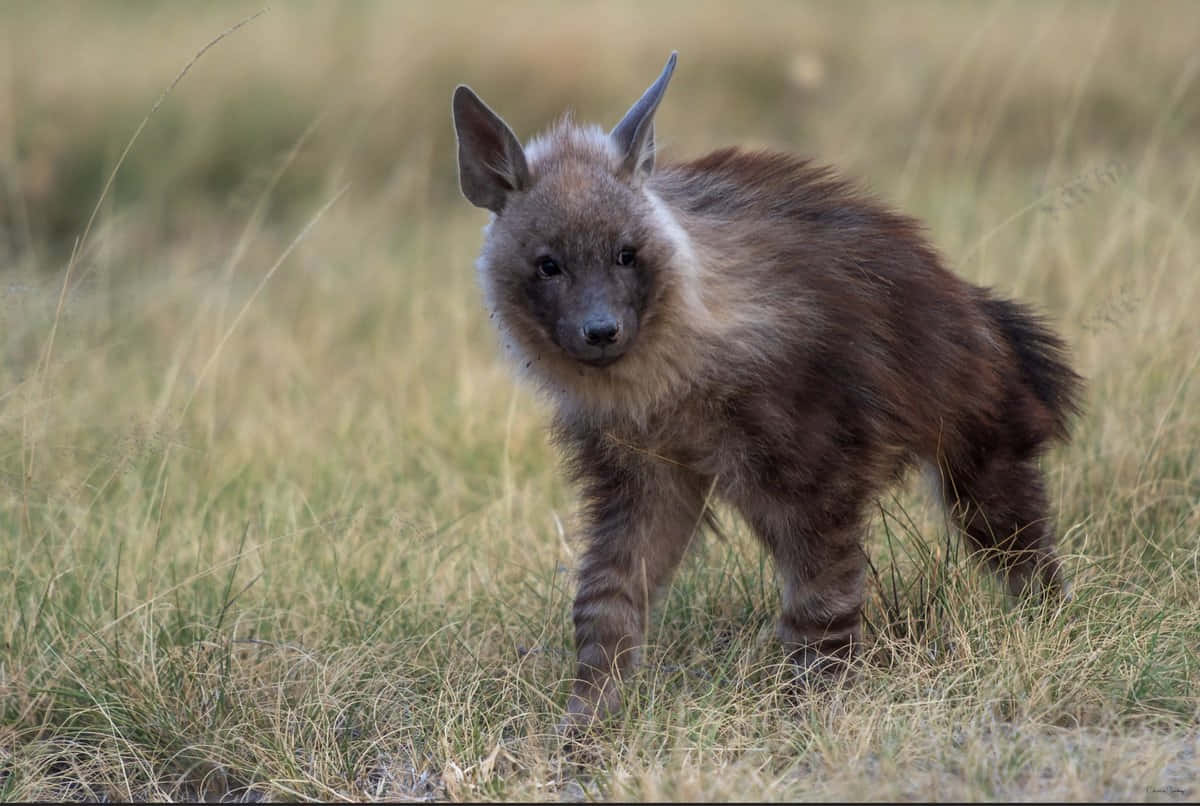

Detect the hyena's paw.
xmin=556 ymin=717 xmax=599 ymax=767
xmin=778 ymin=613 xmax=860 ymax=692
xmin=782 ymin=637 xmax=859 ymax=693
xmin=556 ymin=695 xmax=599 ymax=741
xmin=556 ymin=681 xmax=621 ymax=748
xmin=791 ymin=654 xmax=856 ymax=691
xmin=1000 ymin=549 xmax=1074 ymax=606
xmin=555 ymin=690 xmax=617 ymax=767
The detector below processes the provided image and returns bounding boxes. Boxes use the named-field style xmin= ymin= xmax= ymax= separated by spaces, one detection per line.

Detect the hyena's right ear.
xmin=610 ymin=52 xmax=677 ymax=186
xmin=452 ymin=85 xmax=530 ymax=214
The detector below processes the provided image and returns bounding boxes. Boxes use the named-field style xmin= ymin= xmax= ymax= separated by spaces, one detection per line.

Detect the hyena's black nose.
xmin=582 ymin=319 xmax=621 ymax=345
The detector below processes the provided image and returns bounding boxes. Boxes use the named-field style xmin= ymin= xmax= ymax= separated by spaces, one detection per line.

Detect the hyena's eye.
xmin=535 ymin=256 xmax=562 ymax=278
xmin=616 ymin=246 xmax=637 ymax=267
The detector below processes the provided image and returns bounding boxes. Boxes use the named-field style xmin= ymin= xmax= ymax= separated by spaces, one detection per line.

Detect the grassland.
xmin=1 ymin=1 xmax=1198 ymax=800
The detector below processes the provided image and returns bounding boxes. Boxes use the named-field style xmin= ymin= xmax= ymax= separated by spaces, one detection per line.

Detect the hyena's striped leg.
xmin=752 ymin=512 xmax=867 ymax=684
xmin=564 ymin=464 xmax=709 ymax=732
xmin=940 ymin=453 xmax=1067 ymax=598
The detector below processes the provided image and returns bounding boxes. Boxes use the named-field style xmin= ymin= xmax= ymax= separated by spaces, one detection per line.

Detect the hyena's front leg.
xmin=751 ymin=511 xmax=868 ymax=685
xmin=564 ymin=462 xmax=709 ymax=734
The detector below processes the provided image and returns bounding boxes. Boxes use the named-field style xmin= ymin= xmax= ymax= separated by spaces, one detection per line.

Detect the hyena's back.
xmin=639 ymin=147 xmax=1082 ymax=592
xmin=650 ymin=147 xmax=1078 ymax=464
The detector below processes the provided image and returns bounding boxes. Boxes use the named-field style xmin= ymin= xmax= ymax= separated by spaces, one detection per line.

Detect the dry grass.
xmin=1 ymin=1 xmax=1198 ymax=801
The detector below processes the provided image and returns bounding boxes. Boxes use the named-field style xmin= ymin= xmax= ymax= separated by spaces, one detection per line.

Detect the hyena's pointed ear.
xmin=452 ymin=85 xmax=530 ymax=213
xmin=610 ymin=52 xmax=677 ymax=186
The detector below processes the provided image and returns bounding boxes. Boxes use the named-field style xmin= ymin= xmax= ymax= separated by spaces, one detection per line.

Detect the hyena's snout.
xmin=581 ymin=316 xmax=621 ymax=346
xmin=559 ymin=305 xmax=638 ymax=367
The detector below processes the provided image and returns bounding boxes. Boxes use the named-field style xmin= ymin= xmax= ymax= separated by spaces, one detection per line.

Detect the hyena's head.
xmin=452 ymin=54 xmax=698 ymax=414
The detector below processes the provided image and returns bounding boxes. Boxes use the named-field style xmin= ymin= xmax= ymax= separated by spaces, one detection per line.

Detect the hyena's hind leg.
xmin=938 ymin=450 xmax=1068 ymax=599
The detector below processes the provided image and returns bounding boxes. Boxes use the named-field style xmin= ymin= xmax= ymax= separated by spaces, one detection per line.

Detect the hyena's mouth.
xmin=577 ymin=349 xmax=626 ymax=368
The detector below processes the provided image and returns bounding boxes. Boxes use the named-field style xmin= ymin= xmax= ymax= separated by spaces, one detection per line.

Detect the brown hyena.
xmin=451 ymin=52 xmax=1082 ymax=732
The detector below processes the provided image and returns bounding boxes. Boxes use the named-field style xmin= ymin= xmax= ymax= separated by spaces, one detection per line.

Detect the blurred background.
xmin=4 ymin=1 xmax=1196 ymax=266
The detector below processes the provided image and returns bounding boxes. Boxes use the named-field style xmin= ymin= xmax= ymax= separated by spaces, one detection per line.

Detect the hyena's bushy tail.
xmin=978 ymin=292 xmax=1084 ymax=447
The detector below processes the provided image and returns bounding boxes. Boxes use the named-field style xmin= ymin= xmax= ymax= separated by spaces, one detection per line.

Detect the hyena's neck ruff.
xmin=452 ymin=52 xmax=1082 ymax=736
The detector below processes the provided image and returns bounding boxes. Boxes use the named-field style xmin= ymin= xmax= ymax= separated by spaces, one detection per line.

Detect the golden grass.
xmin=1 ymin=1 xmax=1198 ymax=800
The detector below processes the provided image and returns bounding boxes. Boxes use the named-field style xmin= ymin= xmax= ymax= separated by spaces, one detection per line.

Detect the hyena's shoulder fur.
xmin=452 ymin=53 xmax=1082 ymax=735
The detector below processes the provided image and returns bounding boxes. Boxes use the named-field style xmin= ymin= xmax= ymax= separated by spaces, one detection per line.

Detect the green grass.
xmin=2 ymin=1 xmax=1198 ymax=800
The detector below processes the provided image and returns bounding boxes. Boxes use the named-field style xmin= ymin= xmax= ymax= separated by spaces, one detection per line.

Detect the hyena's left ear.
xmin=610 ymin=51 xmax=677 ymax=186
xmin=453 ymin=85 xmax=530 ymax=214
